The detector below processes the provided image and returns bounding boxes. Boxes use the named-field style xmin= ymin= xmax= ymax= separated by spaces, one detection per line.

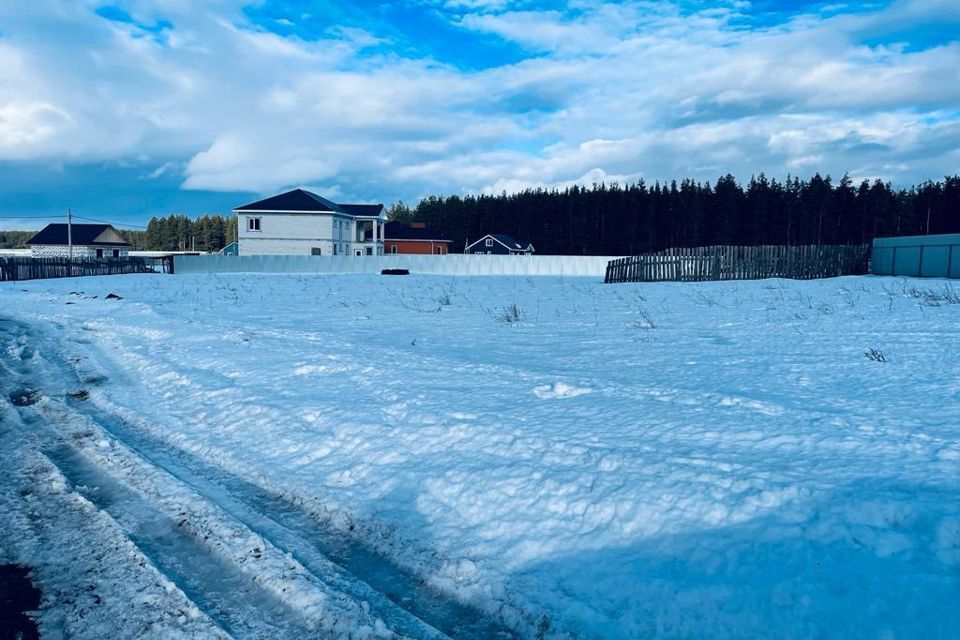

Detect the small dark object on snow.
xmin=0 ymin=564 xmax=41 ymax=640
xmin=9 ymin=389 xmax=40 ymax=407
xmin=68 ymin=389 xmax=90 ymax=401
xmin=65 ymin=302 xmax=75 ymax=305
xmin=381 ymin=268 xmax=410 ymax=276
xmin=105 ymin=293 xmax=123 ymax=300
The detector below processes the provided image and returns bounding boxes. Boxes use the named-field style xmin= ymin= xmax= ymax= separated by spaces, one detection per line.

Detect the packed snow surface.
xmin=2 ymin=273 xmax=960 ymax=638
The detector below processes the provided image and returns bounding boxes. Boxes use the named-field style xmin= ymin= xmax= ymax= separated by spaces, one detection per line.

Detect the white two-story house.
xmin=234 ymin=189 xmax=387 ymax=256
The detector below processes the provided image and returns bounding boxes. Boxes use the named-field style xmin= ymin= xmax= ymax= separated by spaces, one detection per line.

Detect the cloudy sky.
xmin=0 ymin=0 xmax=958 ymax=229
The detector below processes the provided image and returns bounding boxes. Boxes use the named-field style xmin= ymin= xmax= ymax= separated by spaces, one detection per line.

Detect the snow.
xmin=2 ymin=273 xmax=960 ymax=638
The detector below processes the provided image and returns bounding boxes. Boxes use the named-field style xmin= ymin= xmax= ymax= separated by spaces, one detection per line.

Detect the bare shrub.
xmin=398 ymin=291 xmax=440 ymax=313
xmin=904 ymin=284 xmax=960 ymax=307
xmin=692 ymin=290 xmax=723 ymax=308
xmin=627 ymin=308 xmax=656 ymax=330
xmin=865 ymin=347 xmax=887 ymax=363
xmin=496 ymin=304 xmax=525 ymax=324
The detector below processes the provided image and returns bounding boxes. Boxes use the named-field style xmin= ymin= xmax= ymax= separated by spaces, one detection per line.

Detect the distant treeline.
xmin=0 ymin=231 xmax=34 ymax=249
xmin=0 ymin=215 xmax=237 ymax=251
xmin=3 ymin=174 xmax=958 ymax=254
xmin=404 ymin=174 xmax=960 ymax=255
xmin=138 ymin=214 xmax=238 ymax=252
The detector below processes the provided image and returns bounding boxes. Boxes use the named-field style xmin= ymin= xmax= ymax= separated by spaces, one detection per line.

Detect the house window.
xmin=355 ymin=249 xmax=362 ymax=256
xmin=247 ymin=217 xmax=261 ymax=232
xmin=390 ymin=244 xmax=398 ymax=254
xmin=366 ymin=247 xmax=373 ymax=256
xmin=311 ymin=247 xmax=322 ymax=256
xmin=96 ymin=248 xmax=103 ymax=258
xmin=112 ymin=249 xmax=120 ymax=257
xmin=333 ymin=244 xmax=338 ymax=255
xmin=485 ymin=238 xmax=493 ymax=247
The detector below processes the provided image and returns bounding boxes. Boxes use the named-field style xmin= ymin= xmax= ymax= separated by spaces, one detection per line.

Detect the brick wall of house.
xmin=31 ymin=245 xmax=129 ymax=258
xmin=385 ymin=240 xmax=451 ymax=255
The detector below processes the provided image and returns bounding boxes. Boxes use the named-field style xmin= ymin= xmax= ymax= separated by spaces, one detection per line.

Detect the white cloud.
xmin=0 ymin=102 xmax=73 ymax=153
xmin=183 ymin=133 xmax=339 ymax=192
xmin=0 ymin=0 xmax=957 ymax=207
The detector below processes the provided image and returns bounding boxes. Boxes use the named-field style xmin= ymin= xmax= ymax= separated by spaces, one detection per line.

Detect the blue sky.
xmin=0 ymin=0 xmax=958 ymax=229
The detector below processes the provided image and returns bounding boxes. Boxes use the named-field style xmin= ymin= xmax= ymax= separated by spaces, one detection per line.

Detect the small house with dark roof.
xmin=375 ymin=221 xmax=451 ymax=255
xmin=27 ymin=223 xmax=131 ymax=259
xmin=465 ymin=234 xmax=535 ymax=255
xmin=234 ymin=188 xmax=387 ymax=256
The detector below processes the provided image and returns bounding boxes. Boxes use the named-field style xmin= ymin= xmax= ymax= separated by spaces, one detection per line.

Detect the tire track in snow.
xmin=2 ymin=319 xmax=331 ymax=639
xmin=41 ymin=442 xmax=319 ymax=640
xmin=2 ymin=317 xmax=517 ymax=640
xmin=66 ymin=399 xmax=511 ymax=640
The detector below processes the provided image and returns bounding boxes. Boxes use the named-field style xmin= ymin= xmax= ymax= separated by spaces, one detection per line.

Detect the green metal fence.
xmin=871 ymin=234 xmax=960 ymax=278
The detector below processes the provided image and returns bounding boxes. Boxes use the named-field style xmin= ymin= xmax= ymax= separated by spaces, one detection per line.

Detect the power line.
xmin=0 ymin=213 xmax=147 ymax=229
xmin=0 ymin=215 xmax=67 ymax=219
xmin=73 ymin=215 xmax=147 ymax=230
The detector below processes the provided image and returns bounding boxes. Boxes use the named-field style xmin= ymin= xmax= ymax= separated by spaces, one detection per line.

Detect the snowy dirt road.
xmin=0 ymin=317 xmax=515 ymax=639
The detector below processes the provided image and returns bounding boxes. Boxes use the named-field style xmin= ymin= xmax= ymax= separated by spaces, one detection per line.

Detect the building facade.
xmin=27 ymin=224 xmax=131 ymax=258
xmin=465 ymin=234 xmax=535 ymax=255
xmin=235 ymin=189 xmax=387 ymax=256
xmin=382 ymin=221 xmax=451 ymax=255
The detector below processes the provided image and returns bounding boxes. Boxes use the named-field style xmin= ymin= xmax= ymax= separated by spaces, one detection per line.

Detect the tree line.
xmin=0 ymin=215 xmax=237 ymax=251
xmin=403 ymin=173 xmax=960 ymax=255
xmin=2 ymin=174 xmax=958 ymax=253
xmin=138 ymin=214 xmax=237 ymax=252
xmin=0 ymin=231 xmax=35 ymax=249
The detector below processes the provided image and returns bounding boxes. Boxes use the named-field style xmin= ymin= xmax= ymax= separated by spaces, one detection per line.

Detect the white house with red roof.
xmin=234 ymin=189 xmax=387 ymax=256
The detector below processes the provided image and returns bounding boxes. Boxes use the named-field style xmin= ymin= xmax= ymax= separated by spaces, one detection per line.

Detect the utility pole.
xmin=67 ymin=208 xmax=73 ymax=260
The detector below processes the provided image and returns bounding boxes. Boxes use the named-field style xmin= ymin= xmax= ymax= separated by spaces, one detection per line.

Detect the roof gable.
xmin=234 ymin=189 xmax=385 ymax=217
xmin=94 ymin=227 xmax=127 ymax=245
xmin=467 ymin=234 xmax=531 ymax=251
xmin=234 ymin=189 xmax=342 ymax=213
xmin=27 ymin=223 xmax=131 ymax=247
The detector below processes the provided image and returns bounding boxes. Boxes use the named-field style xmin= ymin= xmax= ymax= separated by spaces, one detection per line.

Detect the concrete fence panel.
xmin=173 ymin=254 xmax=623 ymax=277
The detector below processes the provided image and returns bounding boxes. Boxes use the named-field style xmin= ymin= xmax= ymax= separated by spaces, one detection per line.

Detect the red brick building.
xmin=379 ymin=221 xmax=452 ymax=255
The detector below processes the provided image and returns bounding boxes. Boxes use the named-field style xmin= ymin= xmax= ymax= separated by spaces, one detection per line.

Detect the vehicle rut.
xmin=43 ymin=442 xmax=324 ymax=639
xmin=2 ymin=317 xmax=518 ymax=640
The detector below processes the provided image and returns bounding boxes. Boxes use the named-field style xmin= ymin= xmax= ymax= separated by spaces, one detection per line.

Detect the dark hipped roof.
xmin=27 ymin=224 xmax=131 ymax=247
xmin=469 ymin=234 xmax=531 ymax=251
xmin=381 ymin=220 xmax=450 ymax=241
xmin=340 ymin=204 xmax=386 ymax=217
xmin=234 ymin=188 xmax=384 ymax=217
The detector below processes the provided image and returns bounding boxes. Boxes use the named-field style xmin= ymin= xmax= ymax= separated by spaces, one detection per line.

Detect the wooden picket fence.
xmin=604 ymin=244 xmax=871 ymax=284
xmin=0 ymin=257 xmax=162 ymax=282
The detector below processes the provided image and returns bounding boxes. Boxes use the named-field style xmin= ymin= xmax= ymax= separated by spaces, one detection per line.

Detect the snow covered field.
xmin=2 ymin=272 xmax=959 ymax=639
